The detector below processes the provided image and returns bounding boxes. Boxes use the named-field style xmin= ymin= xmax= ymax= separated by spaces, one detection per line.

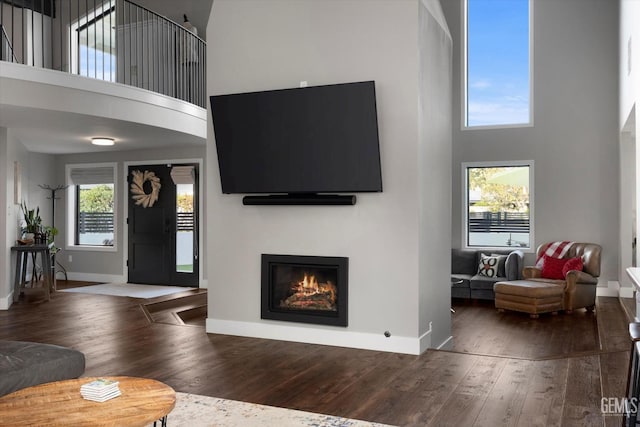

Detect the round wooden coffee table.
xmin=0 ymin=376 xmax=176 ymax=426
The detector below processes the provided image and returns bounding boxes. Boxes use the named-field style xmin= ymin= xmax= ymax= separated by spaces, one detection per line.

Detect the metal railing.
xmin=0 ymin=24 xmax=17 ymax=61
xmin=0 ymin=0 xmax=206 ymax=108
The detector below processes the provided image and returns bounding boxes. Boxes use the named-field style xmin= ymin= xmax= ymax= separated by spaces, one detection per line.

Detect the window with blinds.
xmin=66 ymin=163 xmax=117 ymax=249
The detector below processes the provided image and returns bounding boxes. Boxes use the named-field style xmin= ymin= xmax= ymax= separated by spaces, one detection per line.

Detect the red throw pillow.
xmin=541 ymin=255 xmax=568 ymax=280
xmin=562 ymin=256 xmax=584 ymax=278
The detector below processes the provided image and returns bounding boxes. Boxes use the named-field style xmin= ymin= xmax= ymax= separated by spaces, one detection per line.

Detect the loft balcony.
xmin=0 ymin=0 xmax=209 ymax=153
xmin=1 ymin=0 xmax=206 ymax=107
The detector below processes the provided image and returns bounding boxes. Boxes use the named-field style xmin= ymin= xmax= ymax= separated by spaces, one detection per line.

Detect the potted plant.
xmin=42 ymin=225 xmax=59 ymax=253
xmin=20 ymin=201 xmax=42 ymax=241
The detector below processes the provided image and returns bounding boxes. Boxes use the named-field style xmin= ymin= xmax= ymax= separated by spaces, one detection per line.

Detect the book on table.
xmin=80 ymin=378 xmax=121 ymax=402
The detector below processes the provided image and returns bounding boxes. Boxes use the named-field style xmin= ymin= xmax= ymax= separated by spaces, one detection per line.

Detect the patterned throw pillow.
xmin=540 ymin=255 xmax=568 ymax=280
xmin=561 ymin=256 xmax=584 ymax=278
xmin=477 ymin=254 xmax=500 ymax=277
xmin=490 ymin=254 xmax=508 ymax=277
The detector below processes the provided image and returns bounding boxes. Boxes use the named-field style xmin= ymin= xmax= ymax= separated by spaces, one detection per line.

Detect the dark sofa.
xmin=451 ymin=248 xmax=524 ymax=300
xmin=0 ymin=341 xmax=85 ymax=396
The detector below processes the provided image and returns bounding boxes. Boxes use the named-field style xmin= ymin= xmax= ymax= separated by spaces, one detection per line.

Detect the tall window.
xmin=73 ymin=1 xmax=116 ymax=81
xmin=464 ymin=162 xmax=533 ymax=249
xmin=66 ymin=164 xmax=116 ymax=249
xmin=464 ymin=0 xmax=532 ymax=128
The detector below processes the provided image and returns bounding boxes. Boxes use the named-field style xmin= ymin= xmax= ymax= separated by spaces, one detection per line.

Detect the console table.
xmin=11 ymin=244 xmax=53 ymax=302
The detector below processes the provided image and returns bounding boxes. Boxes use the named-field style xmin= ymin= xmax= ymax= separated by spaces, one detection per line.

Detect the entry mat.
xmin=60 ymin=283 xmax=193 ymax=299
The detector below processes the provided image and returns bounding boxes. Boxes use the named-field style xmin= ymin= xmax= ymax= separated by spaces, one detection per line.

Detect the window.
xmin=66 ymin=163 xmax=116 ymax=250
xmin=72 ymin=1 xmax=116 ymax=81
xmin=464 ymin=0 xmax=532 ymax=128
xmin=176 ymin=183 xmax=194 ymax=273
xmin=463 ymin=161 xmax=533 ymax=249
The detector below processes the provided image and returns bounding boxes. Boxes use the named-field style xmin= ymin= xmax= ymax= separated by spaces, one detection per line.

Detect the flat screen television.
xmin=210 ymin=81 xmax=382 ymax=196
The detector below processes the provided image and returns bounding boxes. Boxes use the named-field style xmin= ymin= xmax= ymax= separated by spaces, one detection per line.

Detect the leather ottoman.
xmin=493 ymin=280 xmax=564 ymax=318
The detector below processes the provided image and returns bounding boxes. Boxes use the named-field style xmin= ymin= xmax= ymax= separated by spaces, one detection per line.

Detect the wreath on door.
xmin=130 ymin=170 xmax=161 ymax=208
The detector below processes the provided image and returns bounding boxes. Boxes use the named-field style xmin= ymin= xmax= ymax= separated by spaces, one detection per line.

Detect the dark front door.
xmin=127 ymin=163 xmax=199 ymax=286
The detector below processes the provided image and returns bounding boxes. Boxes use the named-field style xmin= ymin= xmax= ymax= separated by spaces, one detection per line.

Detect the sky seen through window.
xmin=466 ymin=0 xmax=530 ymax=127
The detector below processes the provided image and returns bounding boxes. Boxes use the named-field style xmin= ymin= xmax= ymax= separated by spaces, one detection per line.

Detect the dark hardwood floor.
xmin=0 ymin=281 xmax=633 ymax=426
xmin=451 ymin=297 xmax=629 ymax=359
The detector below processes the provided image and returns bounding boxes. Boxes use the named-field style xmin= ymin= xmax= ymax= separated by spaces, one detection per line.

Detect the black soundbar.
xmin=242 ymin=194 xmax=357 ymax=206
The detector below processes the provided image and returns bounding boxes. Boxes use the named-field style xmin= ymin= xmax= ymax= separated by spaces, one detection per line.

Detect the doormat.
xmin=60 ymin=283 xmax=194 ymax=299
xmin=150 ymin=392 xmax=395 ymax=427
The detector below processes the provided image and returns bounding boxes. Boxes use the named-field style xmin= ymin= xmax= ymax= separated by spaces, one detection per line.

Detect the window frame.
xmin=462 ymin=0 xmax=534 ymax=130
xmin=462 ymin=160 xmax=535 ymax=251
xmin=66 ymin=162 xmax=118 ymax=252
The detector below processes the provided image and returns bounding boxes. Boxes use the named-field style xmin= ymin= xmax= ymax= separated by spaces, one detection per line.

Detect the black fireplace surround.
xmin=261 ymin=254 xmax=348 ymax=327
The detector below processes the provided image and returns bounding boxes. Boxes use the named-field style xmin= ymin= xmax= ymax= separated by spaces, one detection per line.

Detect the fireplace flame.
xmin=299 ymin=274 xmax=319 ymax=294
xmin=281 ymin=273 xmax=337 ymax=311
xmin=295 ymin=274 xmax=337 ymax=303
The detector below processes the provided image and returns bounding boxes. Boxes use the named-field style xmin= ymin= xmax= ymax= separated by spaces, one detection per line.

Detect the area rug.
xmin=60 ymin=283 xmax=194 ymax=299
xmin=157 ymin=392 xmax=394 ymax=427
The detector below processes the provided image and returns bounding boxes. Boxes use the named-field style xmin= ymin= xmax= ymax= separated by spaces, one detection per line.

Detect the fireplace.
xmin=261 ymin=254 xmax=348 ymax=327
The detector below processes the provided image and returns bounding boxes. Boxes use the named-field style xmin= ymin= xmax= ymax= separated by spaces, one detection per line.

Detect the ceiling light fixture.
xmin=91 ymin=137 xmax=115 ymax=146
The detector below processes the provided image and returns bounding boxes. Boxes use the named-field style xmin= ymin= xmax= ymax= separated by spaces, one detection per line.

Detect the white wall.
xmin=621 ymin=0 xmax=640 ymax=283
xmin=27 ymin=152 xmax=56 ymax=225
xmin=620 ymin=0 xmax=638 ymax=130
xmin=0 ymin=128 xmax=9 ymax=308
xmin=418 ymin=0 xmax=453 ymax=350
xmin=0 ymin=129 xmax=37 ymax=308
xmin=206 ymin=0 xmax=451 ymax=354
xmin=443 ymin=0 xmax=619 ymax=283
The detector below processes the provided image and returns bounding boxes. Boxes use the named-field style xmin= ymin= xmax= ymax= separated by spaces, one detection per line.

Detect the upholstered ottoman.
xmin=493 ymin=280 xmax=564 ymax=318
xmin=0 ymin=341 xmax=85 ymax=396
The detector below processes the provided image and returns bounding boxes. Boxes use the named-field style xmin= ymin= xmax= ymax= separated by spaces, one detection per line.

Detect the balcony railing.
xmin=0 ymin=0 xmax=206 ymax=108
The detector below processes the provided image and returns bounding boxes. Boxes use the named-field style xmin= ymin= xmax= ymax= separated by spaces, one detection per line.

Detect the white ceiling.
xmin=135 ymin=0 xmax=213 ymax=42
xmin=0 ymin=104 xmax=205 ymax=154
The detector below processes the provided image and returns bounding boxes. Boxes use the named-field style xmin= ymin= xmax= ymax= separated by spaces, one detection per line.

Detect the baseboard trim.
xmin=0 ymin=293 xmax=12 ymax=310
xmin=596 ymin=281 xmax=620 ymax=297
xmin=206 ymin=318 xmax=427 ymax=355
xmin=619 ymin=286 xmax=635 ymax=299
xmin=594 ymin=281 xmax=634 ymax=299
xmin=65 ymin=272 xmax=126 ymax=283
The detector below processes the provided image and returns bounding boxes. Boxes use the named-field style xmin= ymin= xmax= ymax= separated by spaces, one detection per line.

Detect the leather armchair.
xmin=522 ymin=242 xmax=601 ymax=313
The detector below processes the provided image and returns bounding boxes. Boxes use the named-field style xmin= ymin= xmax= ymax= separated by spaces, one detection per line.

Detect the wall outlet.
xmin=68 ymin=255 xmax=72 ymax=263
xmin=300 ymin=81 xmax=308 ymax=87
